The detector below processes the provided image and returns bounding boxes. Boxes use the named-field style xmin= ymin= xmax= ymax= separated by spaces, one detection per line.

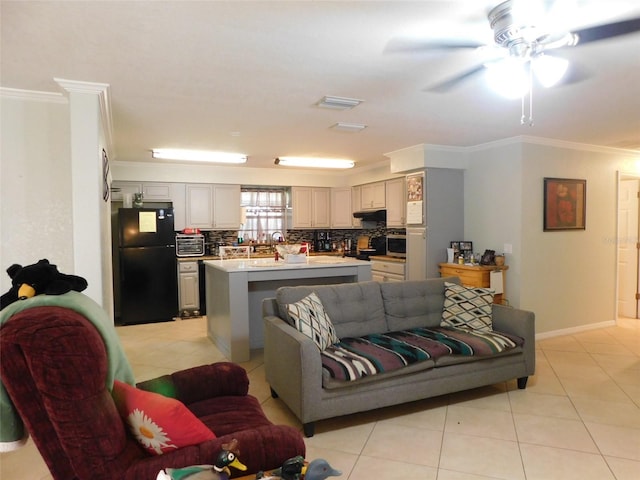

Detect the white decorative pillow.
xmin=286 ymin=292 xmax=339 ymax=350
xmin=441 ymin=282 xmax=494 ymax=332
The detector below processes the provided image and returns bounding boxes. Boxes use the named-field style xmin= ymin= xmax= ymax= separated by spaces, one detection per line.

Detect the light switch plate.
xmin=503 ymin=243 xmax=513 ymax=254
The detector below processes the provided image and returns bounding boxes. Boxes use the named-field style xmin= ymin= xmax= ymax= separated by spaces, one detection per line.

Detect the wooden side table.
xmin=438 ymin=262 xmax=509 ymax=304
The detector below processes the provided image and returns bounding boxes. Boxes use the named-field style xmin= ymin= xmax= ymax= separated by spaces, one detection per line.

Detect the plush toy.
xmin=0 ymin=259 xmax=88 ymax=310
xmin=156 ymin=439 xmax=247 ymax=480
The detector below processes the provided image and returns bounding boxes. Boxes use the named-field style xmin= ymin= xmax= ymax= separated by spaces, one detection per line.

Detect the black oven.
xmin=386 ymin=234 xmax=406 ymax=258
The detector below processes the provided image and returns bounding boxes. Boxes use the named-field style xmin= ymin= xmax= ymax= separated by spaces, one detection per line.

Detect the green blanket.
xmin=0 ymin=291 xmax=135 ymax=451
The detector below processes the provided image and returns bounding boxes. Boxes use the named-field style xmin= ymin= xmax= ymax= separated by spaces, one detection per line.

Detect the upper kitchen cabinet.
xmin=212 ymin=184 xmax=241 ymax=229
xmin=330 ymin=187 xmax=354 ymax=228
xmin=111 ymin=181 xmax=172 ymax=202
xmin=110 ymin=181 xmax=142 ymax=201
xmin=351 ymin=185 xmax=362 ymax=228
xmin=385 ymin=177 xmax=406 ymax=227
xmin=142 ymin=183 xmax=172 ymax=201
xmin=292 ymin=186 xmax=330 ymax=228
xmin=360 ymin=181 xmax=386 ymax=210
xmin=185 ymin=183 xmax=241 ymax=230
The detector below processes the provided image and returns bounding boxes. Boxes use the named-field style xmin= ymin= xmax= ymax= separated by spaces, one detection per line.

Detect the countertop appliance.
xmin=176 ymin=233 xmax=205 ymax=257
xmin=314 ymin=230 xmax=332 ymax=252
xmin=344 ymin=235 xmax=386 ymax=261
xmin=386 ymin=234 xmax=407 ymax=258
xmin=117 ymin=208 xmax=177 ymax=324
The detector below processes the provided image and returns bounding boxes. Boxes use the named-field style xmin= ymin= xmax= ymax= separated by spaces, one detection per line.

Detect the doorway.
xmin=617 ymin=175 xmax=640 ymax=319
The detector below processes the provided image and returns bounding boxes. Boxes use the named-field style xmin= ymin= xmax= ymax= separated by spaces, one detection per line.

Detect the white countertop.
xmin=203 ymin=255 xmax=371 ymax=273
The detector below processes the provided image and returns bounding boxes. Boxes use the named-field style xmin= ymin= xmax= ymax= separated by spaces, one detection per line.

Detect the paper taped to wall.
xmin=490 ymin=270 xmax=503 ymax=294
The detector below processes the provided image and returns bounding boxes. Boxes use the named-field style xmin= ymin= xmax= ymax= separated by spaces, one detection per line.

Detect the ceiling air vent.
xmin=331 ymin=122 xmax=367 ymax=133
xmin=317 ymin=95 xmax=363 ymax=110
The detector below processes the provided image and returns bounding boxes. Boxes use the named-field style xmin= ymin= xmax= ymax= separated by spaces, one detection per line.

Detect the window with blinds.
xmin=240 ymin=188 xmax=287 ymax=242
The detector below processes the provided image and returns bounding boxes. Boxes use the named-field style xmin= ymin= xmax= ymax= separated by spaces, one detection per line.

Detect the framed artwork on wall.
xmin=543 ymin=177 xmax=586 ymax=231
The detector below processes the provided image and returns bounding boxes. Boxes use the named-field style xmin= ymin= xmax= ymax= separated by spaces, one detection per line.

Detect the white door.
xmin=617 ymin=178 xmax=639 ymax=318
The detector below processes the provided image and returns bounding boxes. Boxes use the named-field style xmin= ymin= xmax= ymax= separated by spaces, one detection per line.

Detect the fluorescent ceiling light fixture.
xmin=274 ymin=157 xmax=355 ymax=169
xmin=151 ymin=149 xmax=247 ymax=163
xmin=317 ymin=95 xmax=363 ymax=110
xmin=331 ymin=122 xmax=367 ymax=133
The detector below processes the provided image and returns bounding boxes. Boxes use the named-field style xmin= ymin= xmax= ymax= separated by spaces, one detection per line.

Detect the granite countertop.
xmin=203 ymin=255 xmax=372 ymax=272
xmin=177 ymin=251 xmax=347 ymax=262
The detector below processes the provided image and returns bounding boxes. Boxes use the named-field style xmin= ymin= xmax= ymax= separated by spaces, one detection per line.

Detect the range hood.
xmin=353 ymin=209 xmax=386 ymax=222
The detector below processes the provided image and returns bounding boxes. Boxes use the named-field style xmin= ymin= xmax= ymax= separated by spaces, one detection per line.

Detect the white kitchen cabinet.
xmin=385 ymin=177 xmax=406 ymax=227
xmin=142 ymin=183 xmax=172 ymax=201
xmin=185 ymin=183 xmax=241 ymax=230
xmin=291 ymin=187 xmax=330 ymax=228
xmin=212 ymin=184 xmax=241 ymax=229
xmin=186 ymin=184 xmax=214 ymax=229
xmin=361 ymin=181 xmax=386 ymax=210
xmin=170 ymin=183 xmax=186 ymax=231
xmin=351 ymin=185 xmax=362 ymax=228
xmin=371 ymin=259 xmax=405 ymax=282
xmin=330 ymin=187 xmax=354 ymax=228
xmin=110 ymin=181 xmax=142 ymax=201
xmin=178 ymin=261 xmax=199 ymax=315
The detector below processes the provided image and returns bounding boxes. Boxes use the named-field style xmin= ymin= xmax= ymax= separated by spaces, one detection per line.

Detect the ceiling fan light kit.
xmin=274 ymin=157 xmax=355 ymax=169
xmin=392 ymin=0 xmax=640 ymax=126
xmin=151 ymin=149 xmax=247 ymax=164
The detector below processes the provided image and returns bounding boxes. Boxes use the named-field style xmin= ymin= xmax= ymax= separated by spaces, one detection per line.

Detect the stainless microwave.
xmin=386 ymin=234 xmax=406 ymax=258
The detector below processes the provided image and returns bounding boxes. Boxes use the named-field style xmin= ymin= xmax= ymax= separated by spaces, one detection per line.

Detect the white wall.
xmin=465 ymin=137 xmax=639 ymax=334
xmin=0 ymin=91 xmax=74 ymax=293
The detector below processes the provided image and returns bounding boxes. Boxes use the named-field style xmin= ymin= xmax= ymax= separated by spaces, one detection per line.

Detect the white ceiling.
xmin=2 ymin=1 xmax=639 ymax=171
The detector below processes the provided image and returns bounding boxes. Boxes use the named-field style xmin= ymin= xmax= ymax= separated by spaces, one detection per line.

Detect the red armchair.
xmin=0 ymin=306 xmax=305 ymax=480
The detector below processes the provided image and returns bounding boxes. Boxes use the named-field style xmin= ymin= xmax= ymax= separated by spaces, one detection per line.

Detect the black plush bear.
xmin=0 ymin=259 xmax=88 ymax=310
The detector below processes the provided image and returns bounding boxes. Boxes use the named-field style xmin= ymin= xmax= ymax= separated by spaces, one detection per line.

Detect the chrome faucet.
xmin=271 ymin=231 xmax=284 ymax=243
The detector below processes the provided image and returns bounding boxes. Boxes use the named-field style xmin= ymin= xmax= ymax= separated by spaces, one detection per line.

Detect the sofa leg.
xmin=270 ymin=387 xmax=279 ymax=399
xmin=517 ymin=377 xmax=528 ymax=389
xmin=303 ymin=422 xmax=315 ymax=438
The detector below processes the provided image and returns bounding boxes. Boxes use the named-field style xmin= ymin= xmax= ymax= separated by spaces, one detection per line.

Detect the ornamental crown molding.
xmin=0 ymin=87 xmax=67 ymax=103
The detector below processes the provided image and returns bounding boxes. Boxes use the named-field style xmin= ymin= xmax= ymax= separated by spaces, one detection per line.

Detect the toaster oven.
xmin=176 ymin=234 xmax=205 ymax=257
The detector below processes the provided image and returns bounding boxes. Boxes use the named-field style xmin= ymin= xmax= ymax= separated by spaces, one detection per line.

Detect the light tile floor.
xmin=1 ymin=317 xmax=639 ymax=480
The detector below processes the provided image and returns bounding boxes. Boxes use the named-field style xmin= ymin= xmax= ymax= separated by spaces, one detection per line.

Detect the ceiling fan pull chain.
xmin=521 ymin=63 xmax=534 ymax=127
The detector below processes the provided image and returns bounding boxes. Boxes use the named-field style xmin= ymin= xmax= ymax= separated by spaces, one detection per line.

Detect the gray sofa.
xmin=262 ymin=277 xmax=535 ymax=437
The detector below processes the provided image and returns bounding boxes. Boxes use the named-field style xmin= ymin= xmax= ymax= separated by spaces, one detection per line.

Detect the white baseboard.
xmin=535 ymin=320 xmax=617 ymax=341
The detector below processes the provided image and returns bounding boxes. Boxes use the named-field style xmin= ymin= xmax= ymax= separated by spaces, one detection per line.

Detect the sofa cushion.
xmin=111 ymin=380 xmax=216 ymax=455
xmin=321 ymin=326 xmax=522 ymax=383
xmin=441 ymin=282 xmax=494 ymax=332
xmin=380 ymin=278 xmax=457 ymax=331
xmin=285 ymin=292 xmax=339 ymax=350
xmin=276 ymin=282 xmax=387 ymax=338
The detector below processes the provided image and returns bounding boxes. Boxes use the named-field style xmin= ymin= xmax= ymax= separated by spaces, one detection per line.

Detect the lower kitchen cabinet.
xmin=371 ymin=259 xmax=405 ymax=282
xmin=178 ymin=261 xmax=200 ymax=316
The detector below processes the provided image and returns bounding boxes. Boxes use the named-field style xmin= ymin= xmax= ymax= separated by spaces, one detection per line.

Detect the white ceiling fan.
xmin=387 ymin=0 xmax=640 ymax=124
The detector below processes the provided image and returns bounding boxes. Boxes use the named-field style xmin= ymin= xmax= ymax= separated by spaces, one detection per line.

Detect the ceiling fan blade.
xmin=384 ymin=36 xmax=485 ymax=54
xmin=573 ymin=17 xmax=640 ymax=45
xmin=424 ymin=64 xmax=487 ymax=93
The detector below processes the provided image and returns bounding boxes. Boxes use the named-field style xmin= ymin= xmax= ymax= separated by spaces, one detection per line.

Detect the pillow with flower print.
xmin=111 ymin=380 xmax=215 ymax=455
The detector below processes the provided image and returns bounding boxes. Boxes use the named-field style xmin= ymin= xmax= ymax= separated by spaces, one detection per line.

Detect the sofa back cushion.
xmin=380 ymin=277 xmax=460 ymax=331
xmin=276 ymin=281 xmax=387 ymax=338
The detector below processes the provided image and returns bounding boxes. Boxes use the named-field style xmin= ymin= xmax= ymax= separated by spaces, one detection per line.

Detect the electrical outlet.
xmin=503 ymin=243 xmax=512 ymax=254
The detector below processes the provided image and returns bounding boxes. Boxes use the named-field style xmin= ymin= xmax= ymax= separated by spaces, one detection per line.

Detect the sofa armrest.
xmin=492 ymin=304 xmax=536 ymax=376
xmin=137 ymin=362 xmax=249 ymax=405
xmin=263 ymin=298 xmax=323 ymax=424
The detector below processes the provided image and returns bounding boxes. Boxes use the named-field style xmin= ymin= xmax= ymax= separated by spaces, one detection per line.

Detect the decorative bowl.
xmin=276 ymin=244 xmax=303 ymax=258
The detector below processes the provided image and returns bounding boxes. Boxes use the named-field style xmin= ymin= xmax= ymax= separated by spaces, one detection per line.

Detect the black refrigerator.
xmin=118 ymin=208 xmax=177 ymax=325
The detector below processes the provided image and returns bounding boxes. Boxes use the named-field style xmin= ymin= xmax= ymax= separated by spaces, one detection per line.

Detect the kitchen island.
xmin=204 ymin=256 xmax=372 ymax=362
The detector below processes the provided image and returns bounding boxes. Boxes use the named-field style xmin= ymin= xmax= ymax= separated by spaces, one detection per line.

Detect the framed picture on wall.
xmin=543 ymin=177 xmax=586 ymax=231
